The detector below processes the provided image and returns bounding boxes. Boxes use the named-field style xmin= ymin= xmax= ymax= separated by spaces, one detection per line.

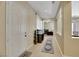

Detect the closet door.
xmin=6 ymin=2 xmax=27 ymax=57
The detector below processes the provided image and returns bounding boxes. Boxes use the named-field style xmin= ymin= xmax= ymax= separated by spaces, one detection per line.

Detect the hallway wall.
xmin=0 ymin=2 xmax=6 ymax=56
xmin=62 ymin=1 xmax=79 ymax=56
xmin=6 ymin=2 xmax=28 ymax=56
xmin=56 ymin=1 xmax=79 ymax=56
xmin=25 ymin=2 xmax=37 ymax=50
xmin=6 ymin=2 xmax=37 ymax=56
xmin=56 ymin=2 xmax=64 ymax=54
xmin=36 ymin=15 xmax=43 ymax=30
xmin=0 ymin=1 xmax=37 ymax=56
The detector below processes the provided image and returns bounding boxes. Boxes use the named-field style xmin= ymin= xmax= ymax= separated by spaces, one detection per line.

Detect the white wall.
xmin=6 ymin=2 xmax=28 ymax=56
xmin=57 ymin=8 xmax=62 ymax=35
xmin=43 ymin=20 xmax=55 ymax=32
xmin=26 ymin=2 xmax=36 ymax=50
xmin=6 ymin=2 xmax=36 ymax=57
xmin=36 ymin=15 xmax=43 ymax=30
xmin=48 ymin=21 xmax=54 ymax=31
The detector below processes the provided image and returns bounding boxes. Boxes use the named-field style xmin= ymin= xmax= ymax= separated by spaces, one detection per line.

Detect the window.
xmin=72 ymin=18 xmax=79 ymax=37
xmin=72 ymin=1 xmax=79 ymax=37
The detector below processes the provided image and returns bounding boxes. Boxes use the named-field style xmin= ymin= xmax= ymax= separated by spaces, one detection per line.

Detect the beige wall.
xmin=6 ymin=2 xmax=36 ymax=56
xmin=57 ymin=7 xmax=62 ymax=35
xmin=62 ymin=1 xmax=79 ymax=56
xmin=56 ymin=1 xmax=79 ymax=56
xmin=17 ymin=2 xmax=37 ymax=50
xmin=25 ymin=2 xmax=37 ymax=50
xmin=56 ymin=34 xmax=64 ymax=54
xmin=0 ymin=1 xmax=36 ymax=56
xmin=0 ymin=2 xmax=6 ymax=56
xmin=56 ymin=2 xmax=64 ymax=54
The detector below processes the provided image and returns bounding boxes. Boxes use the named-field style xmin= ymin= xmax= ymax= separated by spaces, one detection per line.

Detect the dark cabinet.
xmin=34 ymin=30 xmax=44 ymax=44
xmin=37 ymin=34 xmax=44 ymax=43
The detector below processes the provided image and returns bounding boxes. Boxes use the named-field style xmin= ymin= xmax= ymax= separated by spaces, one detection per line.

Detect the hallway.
xmin=28 ymin=35 xmax=62 ymax=57
xmin=0 ymin=1 xmax=79 ymax=57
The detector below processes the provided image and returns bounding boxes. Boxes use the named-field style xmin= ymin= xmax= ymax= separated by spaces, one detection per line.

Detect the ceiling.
xmin=28 ymin=1 xmax=60 ymax=19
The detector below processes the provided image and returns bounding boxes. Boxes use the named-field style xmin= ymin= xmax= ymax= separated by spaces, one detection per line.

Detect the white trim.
xmin=55 ymin=37 xmax=63 ymax=56
xmin=72 ymin=37 xmax=79 ymax=40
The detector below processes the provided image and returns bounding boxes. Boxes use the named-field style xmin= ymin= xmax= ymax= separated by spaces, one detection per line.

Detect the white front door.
xmin=6 ymin=2 xmax=27 ymax=57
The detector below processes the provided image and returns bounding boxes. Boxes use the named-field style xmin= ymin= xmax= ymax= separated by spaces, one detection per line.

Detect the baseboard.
xmin=55 ymin=37 xmax=64 ymax=56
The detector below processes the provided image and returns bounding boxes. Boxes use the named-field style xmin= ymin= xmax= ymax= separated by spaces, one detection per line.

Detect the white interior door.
xmin=6 ymin=2 xmax=27 ymax=57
